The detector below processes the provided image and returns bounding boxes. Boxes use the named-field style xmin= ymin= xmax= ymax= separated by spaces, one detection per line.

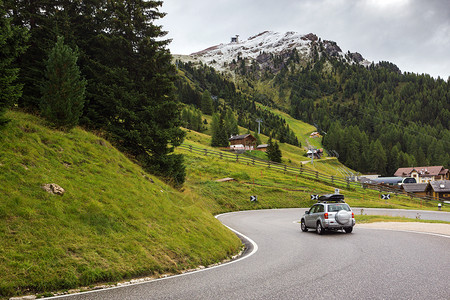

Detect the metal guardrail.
xmin=178 ymin=144 xmax=442 ymax=203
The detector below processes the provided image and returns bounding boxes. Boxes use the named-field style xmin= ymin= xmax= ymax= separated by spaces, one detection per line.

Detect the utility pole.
xmin=256 ymin=118 xmax=263 ymax=134
xmin=310 ymin=147 xmax=316 ymax=165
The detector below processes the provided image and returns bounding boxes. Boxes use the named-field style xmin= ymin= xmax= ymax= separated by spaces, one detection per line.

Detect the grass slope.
xmin=178 ymin=130 xmax=446 ymax=213
xmin=1 ymin=110 xmax=447 ymax=298
xmin=0 ymin=111 xmax=241 ymax=298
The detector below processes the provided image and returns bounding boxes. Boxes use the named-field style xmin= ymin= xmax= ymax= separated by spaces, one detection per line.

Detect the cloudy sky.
xmin=158 ymin=0 xmax=450 ymax=79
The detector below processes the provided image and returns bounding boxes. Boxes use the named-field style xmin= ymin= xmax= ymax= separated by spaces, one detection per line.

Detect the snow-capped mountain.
xmin=175 ymin=31 xmax=370 ymax=73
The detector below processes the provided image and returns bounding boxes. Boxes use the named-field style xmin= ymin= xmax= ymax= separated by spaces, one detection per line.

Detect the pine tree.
xmin=266 ymin=137 xmax=282 ymax=163
xmin=224 ymin=108 xmax=239 ymax=137
xmin=369 ymin=140 xmax=387 ymax=175
xmin=0 ymin=1 xmax=28 ymax=126
xmin=253 ymin=131 xmax=262 ymax=145
xmin=273 ymin=141 xmax=282 ymax=163
xmin=211 ymin=112 xmax=229 ymax=147
xmin=201 ymin=90 xmax=213 ymax=115
xmin=40 ymin=36 xmax=86 ymax=129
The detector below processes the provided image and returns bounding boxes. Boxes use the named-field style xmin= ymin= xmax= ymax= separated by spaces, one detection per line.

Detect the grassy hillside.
xmin=186 ymin=110 xmax=352 ymax=177
xmin=179 ymin=129 xmax=446 ymax=213
xmin=1 ymin=110 xmax=446 ymax=298
xmin=0 ymin=111 xmax=241 ymax=298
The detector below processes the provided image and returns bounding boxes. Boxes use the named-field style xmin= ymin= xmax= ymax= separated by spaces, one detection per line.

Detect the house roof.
xmin=257 ymin=144 xmax=268 ymax=148
xmin=402 ymin=183 xmax=428 ymax=193
xmin=394 ymin=166 xmax=448 ymax=177
xmin=429 ymin=180 xmax=450 ymax=193
xmin=228 ymin=134 xmax=255 ymax=141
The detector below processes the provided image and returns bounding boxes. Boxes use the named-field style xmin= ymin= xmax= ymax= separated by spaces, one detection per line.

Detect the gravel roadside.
xmin=357 ymin=222 xmax=450 ymax=236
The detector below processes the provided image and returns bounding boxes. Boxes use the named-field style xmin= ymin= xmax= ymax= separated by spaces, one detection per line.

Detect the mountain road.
xmin=50 ymin=208 xmax=450 ymax=300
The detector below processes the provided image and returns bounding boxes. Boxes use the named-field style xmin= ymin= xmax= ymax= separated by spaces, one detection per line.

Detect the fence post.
xmin=252 ymin=158 xmax=255 ymax=165
xmin=220 ymin=152 xmax=223 ymax=159
xmin=284 ymin=165 xmax=287 ymax=172
xmin=236 ymin=154 xmax=239 ymax=162
xmin=331 ymin=175 xmax=334 ymax=184
xmin=316 ymin=171 xmax=319 ymax=179
xmin=268 ymin=162 xmax=271 ymax=168
xmin=204 ymin=149 xmax=207 ymax=156
xmin=189 ymin=145 xmax=192 ymax=152
xmin=347 ymin=178 xmax=350 ymax=189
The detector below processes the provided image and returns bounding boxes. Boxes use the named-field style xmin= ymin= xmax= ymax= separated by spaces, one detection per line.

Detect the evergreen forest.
xmin=2 ymin=0 xmax=186 ymax=185
xmin=282 ymin=56 xmax=450 ymax=176
xmin=174 ymin=61 xmax=300 ymax=146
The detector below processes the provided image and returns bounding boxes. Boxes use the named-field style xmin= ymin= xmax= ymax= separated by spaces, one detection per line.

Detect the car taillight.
xmin=324 ymin=213 xmax=328 ymax=219
xmin=352 ymin=212 xmax=354 ymax=218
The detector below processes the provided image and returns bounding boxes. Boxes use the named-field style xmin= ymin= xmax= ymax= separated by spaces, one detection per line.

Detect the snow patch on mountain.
xmin=181 ymin=31 xmax=370 ymax=72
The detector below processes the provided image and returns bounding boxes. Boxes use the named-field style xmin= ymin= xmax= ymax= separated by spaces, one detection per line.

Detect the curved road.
xmin=53 ymin=208 xmax=450 ymax=300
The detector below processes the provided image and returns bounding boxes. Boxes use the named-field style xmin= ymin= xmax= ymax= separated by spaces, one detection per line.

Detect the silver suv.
xmin=301 ymin=194 xmax=355 ymax=234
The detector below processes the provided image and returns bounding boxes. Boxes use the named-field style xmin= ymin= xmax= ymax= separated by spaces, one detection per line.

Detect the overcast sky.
xmin=158 ymin=0 xmax=450 ymax=79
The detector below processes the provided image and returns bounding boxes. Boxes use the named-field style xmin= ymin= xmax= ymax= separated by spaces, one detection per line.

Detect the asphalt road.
xmin=52 ymin=208 xmax=450 ymax=300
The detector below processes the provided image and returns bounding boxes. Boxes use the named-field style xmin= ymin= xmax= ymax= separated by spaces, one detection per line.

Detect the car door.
xmin=315 ymin=204 xmax=325 ymax=226
xmin=305 ymin=205 xmax=318 ymax=227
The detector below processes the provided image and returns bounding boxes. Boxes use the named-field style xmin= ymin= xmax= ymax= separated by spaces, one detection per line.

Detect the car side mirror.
xmin=305 ymin=211 xmax=309 ymax=214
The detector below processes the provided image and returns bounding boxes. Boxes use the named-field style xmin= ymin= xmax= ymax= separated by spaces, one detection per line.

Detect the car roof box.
xmin=318 ymin=194 xmax=345 ymax=202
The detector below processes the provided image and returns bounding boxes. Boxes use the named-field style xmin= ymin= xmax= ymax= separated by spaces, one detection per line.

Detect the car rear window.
xmin=327 ymin=204 xmax=350 ymax=212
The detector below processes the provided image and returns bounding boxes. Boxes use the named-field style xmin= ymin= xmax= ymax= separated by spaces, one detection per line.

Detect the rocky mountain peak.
xmin=180 ymin=31 xmax=370 ymax=73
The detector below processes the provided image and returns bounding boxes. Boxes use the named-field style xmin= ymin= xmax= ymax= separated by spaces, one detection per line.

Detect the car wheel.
xmin=301 ymin=219 xmax=308 ymax=232
xmin=316 ymin=222 xmax=324 ymax=235
xmin=344 ymin=227 xmax=353 ymax=234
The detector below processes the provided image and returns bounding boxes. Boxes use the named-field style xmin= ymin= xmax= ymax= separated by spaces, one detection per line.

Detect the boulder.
xmin=42 ymin=183 xmax=65 ymax=195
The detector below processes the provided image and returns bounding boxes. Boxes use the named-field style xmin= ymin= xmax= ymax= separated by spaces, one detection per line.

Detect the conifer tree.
xmin=201 ymin=90 xmax=214 ymax=115
xmin=0 ymin=1 xmax=28 ymax=126
xmin=272 ymin=141 xmax=282 ymax=163
xmin=224 ymin=108 xmax=239 ymax=137
xmin=211 ymin=112 xmax=229 ymax=147
xmin=253 ymin=131 xmax=262 ymax=146
xmin=40 ymin=36 xmax=86 ymax=129
xmin=266 ymin=137 xmax=282 ymax=163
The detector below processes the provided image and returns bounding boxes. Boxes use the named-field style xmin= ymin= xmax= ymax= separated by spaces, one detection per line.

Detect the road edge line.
xmin=45 ymin=213 xmax=258 ymax=299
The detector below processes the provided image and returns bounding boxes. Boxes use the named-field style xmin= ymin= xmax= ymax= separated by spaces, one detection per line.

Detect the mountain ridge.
xmin=175 ymin=31 xmax=371 ymax=73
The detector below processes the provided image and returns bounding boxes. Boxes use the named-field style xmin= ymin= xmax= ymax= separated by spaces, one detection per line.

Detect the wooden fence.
xmin=178 ymin=144 xmax=442 ymax=204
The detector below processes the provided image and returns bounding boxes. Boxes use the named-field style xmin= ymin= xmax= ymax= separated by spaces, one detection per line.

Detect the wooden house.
xmin=229 ymin=134 xmax=256 ymax=148
xmin=394 ymin=166 xmax=449 ymax=183
xmin=401 ymin=183 xmax=428 ymax=197
xmin=427 ymin=180 xmax=450 ymax=201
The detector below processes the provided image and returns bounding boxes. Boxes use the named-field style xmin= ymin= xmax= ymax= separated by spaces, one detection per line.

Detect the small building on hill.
xmin=229 ymin=134 xmax=256 ymax=149
xmin=307 ymin=148 xmax=323 ymax=159
xmin=427 ymin=180 xmax=450 ymax=201
xmin=309 ymin=132 xmax=321 ymax=138
xmin=394 ymin=166 xmax=449 ymax=183
xmin=401 ymin=183 xmax=428 ymax=197
xmin=256 ymin=144 xmax=268 ymax=152
xmin=231 ymin=35 xmax=239 ymax=43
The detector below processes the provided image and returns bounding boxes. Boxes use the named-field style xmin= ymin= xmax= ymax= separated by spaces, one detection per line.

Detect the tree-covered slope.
xmin=279 ymin=58 xmax=450 ymax=176
xmin=174 ymin=61 xmax=300 ymax=147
